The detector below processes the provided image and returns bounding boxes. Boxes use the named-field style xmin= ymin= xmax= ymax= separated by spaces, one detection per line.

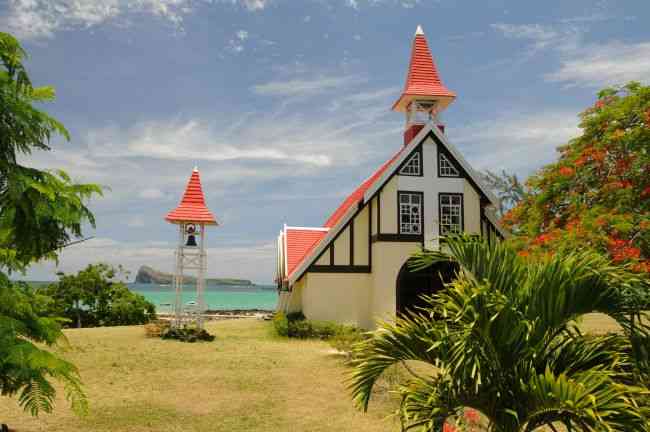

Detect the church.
xmin=275 ymin=26 xmax=506 ymax=329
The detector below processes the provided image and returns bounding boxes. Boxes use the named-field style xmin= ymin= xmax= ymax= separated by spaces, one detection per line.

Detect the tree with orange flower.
xmin=503 ymin=82 xmax=650 ymax=273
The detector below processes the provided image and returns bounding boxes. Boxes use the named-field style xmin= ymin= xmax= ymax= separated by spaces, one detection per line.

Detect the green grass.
xmin=0 ymin=319 xmax=397 ymax=432
xmin=1 ymin=313 xmax=644 ymax=431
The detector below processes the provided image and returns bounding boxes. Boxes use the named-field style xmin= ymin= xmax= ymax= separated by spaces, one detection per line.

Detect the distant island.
xmin=135 ymin=265 xmax=254 ymax=286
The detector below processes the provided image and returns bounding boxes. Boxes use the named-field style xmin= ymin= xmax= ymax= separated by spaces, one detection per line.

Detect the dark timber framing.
xmin=349 ymin=218 xmax=355 ymax=266
xmin=371 ymin=233 xmax=424 ymax=243
xmin=436 ymin=143 xmax=462 ymax=178
xmin=368 ymin=200 xmax=373 ymax=269
xmin=296 ymin=129 xmax=498 ymax=281
xmin=310 ymin=265 xmax=371 ymax=273
xmin=397 ymin=144 xmax=423 ymax=177
xmin=307 ymin=202 xmax=370 ymax=274
xmin=431 ymin=135 xmax=491 ymax=205
xmin=377 ymin=192 xmax=381 ymax=235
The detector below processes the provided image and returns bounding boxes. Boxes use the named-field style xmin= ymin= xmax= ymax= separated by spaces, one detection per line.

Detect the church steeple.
xmin=393 ymin=26 xmax=455 ymax=144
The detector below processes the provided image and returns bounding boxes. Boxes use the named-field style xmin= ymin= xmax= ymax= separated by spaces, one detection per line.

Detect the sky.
xmin=2 ymin=0 xmax=649 ymax=283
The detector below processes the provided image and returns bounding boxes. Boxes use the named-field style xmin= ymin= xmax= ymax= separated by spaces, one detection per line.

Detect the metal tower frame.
xmin=173 ymin=222 xmax=207 ymax=329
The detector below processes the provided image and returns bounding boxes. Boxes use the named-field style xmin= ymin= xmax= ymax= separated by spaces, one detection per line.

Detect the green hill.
xmin=135 ymin=265 xmax=254 ymax=286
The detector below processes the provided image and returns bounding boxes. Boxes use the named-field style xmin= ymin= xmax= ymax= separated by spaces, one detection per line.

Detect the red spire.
xmin=165 ymin=167 xmax=218 ymax=225
xmin=392 ymin=25 xmax=455 ymax=112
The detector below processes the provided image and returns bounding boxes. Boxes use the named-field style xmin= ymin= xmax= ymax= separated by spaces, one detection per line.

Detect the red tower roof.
xmin=392 ymin=25 xmax=456 ymax=112
xmin=165 ymin=168 xmax=218 ymax=225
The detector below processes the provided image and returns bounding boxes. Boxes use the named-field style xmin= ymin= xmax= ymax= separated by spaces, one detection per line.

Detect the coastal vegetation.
xmin=135 ymin=264 xmax=254 ymax=286
xmin=0 ymin=32 xmax=101 ymax=419
xmin=502 ymin=83 xmax=650 ymax=273
xmin=43 ymin=263 xmax=156 ymax=328
xmin=350 ymin=237 xmax=650 ymax=431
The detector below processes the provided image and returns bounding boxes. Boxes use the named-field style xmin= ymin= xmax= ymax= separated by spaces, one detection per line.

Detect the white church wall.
xmin=301 ymin=272 xmax=372 ymax=328
xmin=353 ymin=205 xmax=370 ymax=266
xmin=463 ymin=180 xmax=482 ymax=234
xmin=379 ymin=176 xmax=399 ymax=233
xmin=369 ymin=241 xmax=420 ymax=328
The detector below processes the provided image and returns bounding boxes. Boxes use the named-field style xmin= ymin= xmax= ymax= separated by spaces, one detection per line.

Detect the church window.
xmin=399 ymin=192 xmax=423 ymax=235
xmin=399 ymin=150 xmax=422 ymax=176
xmin=439 ymin=193 xmax=463 ymax=235
xmin=438 ymin=152 xmax=460 ymax=177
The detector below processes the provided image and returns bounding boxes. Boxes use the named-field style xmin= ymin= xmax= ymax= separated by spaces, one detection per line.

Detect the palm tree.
xmin=349 ymin=237 xmax=650 ymax=431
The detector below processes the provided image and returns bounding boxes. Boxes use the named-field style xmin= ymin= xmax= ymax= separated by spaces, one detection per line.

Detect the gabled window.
xmin=439 ymin=193 xmax=463 ymax=235
xmin=398 ymin=192 xmax=423 ymax=235
xmin=438 ymin=152 xmax=460 ymax=177
xmin=399 ymin=150 xmax=422 ymax=176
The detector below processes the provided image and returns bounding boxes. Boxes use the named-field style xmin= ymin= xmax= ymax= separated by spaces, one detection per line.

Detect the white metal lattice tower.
xmin=165 ymin=167 xmax=218 ymax=329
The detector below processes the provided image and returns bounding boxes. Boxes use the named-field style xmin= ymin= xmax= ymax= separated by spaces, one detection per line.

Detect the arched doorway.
xmin=396 ymin=259 xmax=458 ymax=316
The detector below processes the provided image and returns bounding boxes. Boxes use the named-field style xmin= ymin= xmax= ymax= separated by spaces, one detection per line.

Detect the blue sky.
xmin=3 ymin=0 xmax=649 ymax=283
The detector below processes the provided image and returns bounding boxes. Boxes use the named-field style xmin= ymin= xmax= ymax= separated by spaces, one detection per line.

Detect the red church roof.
xmin=284 ymin=147 xmax=408 ymax=279
xmin=285 ymin=228 xmax=328 ymax=277
xmin=392 ymin=25 xmax=455 ymax=112
xmin=323 ymin=147 xmax=406 ymax=228
xmin=165 ymin=168 xmax=218 ymax=225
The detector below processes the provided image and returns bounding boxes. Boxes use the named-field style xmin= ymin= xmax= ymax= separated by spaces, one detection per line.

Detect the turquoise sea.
xmin=129 ymin=283 xmax=278 ymax=312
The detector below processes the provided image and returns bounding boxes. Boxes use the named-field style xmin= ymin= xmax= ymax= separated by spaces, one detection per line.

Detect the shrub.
xmin=43 ymin=263 xmax=156 ymax=328
xmin=274 ymin=311 xmax=363 ymax=345
xmin=144 ymin=320 xmax=171 ymax=338
xmin=291 ymin=320 xmax=341 ymax=339
xmin=160 ymin=326 xmax=215 ymax=343
xmin=286 ymin=311 xmax=306 ymax=321
xmin=273 ymin=312 xmax=289 ymax=336
xmin=328 ymin=326 xmax=366 ymax=354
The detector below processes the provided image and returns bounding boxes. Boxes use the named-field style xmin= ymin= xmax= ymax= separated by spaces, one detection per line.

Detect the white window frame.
xmin=439 ymin=193 xmax=463 ymax=235
xmin=439 ymin=152 xmax=460 ymax=177
xmin=399 ymin=191 xmax=423 ymax=235
xmin=399 ymin=150 xmax=422 ymax=176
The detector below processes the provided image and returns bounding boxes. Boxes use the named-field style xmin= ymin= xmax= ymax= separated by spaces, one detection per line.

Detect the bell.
xmin=186 ymin=234 xmax=197 ymax=247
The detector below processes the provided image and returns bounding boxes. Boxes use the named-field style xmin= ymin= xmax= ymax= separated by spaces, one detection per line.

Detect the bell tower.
xmin=392 ymin=25 xmax=456 ymax=145
xmin=165 ymin=167 xmax=219 ymax=329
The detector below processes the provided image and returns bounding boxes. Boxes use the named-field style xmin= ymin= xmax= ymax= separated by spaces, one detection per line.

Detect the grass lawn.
xmin=1 ymin=313 xmax=645 ymax=431
xmin=0 ymin=319 xmax=398 ymax=432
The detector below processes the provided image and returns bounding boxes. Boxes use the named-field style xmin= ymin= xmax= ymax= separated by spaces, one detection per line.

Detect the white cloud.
xmin=236 ymin=29 xmax=249 ymax=40
xmin=87 ymin=119 xmax=332 ymax=166
xmin=251 ymin=75 xmax=363 ymax=97
xmin=342 ymin=0 xmax=420 ymax=9
xmin=545 ymin=42 xmax=650 ymax=88
xmin=139 ymin=188 xmax=166 ymax=200
xmin=24 ymin=237 xmax=277 ymax=283
xmin=127 ymin=215 xmax=147 ymax=227
xmin=491 ymin=23 xmax=582 ymax=55
xmin=453 ymin=110 xmax=582 ymax=174
xmin=2 ymin=0 xmax=196 ymax=40
xmin=492 ymin=21 xmax=650 ymax=88
xmin=237 ymin=0 xmax=268 ymax=11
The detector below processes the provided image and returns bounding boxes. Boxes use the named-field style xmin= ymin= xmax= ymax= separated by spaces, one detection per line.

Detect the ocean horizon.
xmin=129 ymin=283 xmax=278 ymax=312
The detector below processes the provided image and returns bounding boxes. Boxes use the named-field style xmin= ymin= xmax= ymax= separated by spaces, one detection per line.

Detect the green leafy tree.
xmin=0 ymin=32 xmax=102 ymax=418
xmin=350 ymin=237 xmax=650 ymax=432
xmin=0 ymin=275 xmax=87 ymax=416
xmin=45 ymin=263 xmax=156 ymax=328
xmin=503 ymin=83 xmax=650 ymax=274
